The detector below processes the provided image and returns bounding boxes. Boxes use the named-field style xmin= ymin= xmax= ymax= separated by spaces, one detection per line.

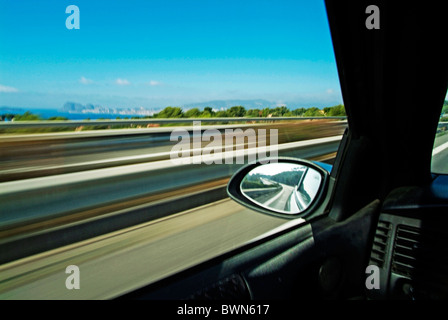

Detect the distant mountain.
xmin=60 ymin=102 xmax=155 ymax=116
xmin=182 ymin=99 xmax=278 ymax=111
xmin=61 ymin=102 xmax=102 ymax=113
xmin=181 ymin=98 xmax=342 ymax=111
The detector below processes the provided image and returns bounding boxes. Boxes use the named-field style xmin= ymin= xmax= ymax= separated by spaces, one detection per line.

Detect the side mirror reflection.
xmin=240 ymin=163 xmax=323 ymax=214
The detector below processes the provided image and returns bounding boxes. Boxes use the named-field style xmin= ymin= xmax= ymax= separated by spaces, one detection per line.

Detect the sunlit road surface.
xmin=432 ymin=133 xmax=448 ymax=174
xmin=248 ymin=183 xmax=295 ymax=212
xmin=0 ymin=198 xmax=299 ymax=300
xmin=265 ymin=184 xmax=295 ymax=211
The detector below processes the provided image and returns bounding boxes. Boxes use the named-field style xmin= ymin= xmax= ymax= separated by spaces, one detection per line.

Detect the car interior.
xmin=119 ymin=0 xmax=448 ymax=300
xmin=1 ymin=1 xmax=447 ymax=304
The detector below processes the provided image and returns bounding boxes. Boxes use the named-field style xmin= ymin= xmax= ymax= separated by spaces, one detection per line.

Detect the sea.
xmin=1 ymin=108 xmax=143 ymax=121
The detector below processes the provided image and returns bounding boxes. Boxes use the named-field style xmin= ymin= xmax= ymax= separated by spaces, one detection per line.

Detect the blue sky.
xmin=0 ymin=0 xmax=344 ymax=110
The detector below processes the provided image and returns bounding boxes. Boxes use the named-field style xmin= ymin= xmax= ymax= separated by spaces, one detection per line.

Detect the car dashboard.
xmin=367 ymin=175 xmax=448 ymax=300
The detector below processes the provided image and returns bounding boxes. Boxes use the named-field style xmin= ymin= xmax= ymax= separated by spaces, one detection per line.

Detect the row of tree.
xmin=6 ymin=101 xmax=448 ymax=121
xmin=1 ymin=105 xmax=346 ymax=121
xmin=0 ymin=112 xmax=68 ymax=121
xmin=151 ymin=104 xmax=346 ymax=119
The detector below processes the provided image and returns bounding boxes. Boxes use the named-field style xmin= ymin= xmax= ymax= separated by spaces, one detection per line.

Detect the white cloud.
xmin=0 ymin=84 xmax=19 ymax=93
xmin=326 ymin=89 xmax=335 ymax=94
xmin=116 ymin=78 xmax=130 ymax=86
xmin=79 ymin=76 xmax=93 ymax=85
xmin=148 ymin=80 xmax=162 ymax=86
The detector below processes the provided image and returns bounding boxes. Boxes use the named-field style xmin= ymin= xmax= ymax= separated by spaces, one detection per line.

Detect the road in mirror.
xmin=240 ymin=163 xmax=322 ymax=214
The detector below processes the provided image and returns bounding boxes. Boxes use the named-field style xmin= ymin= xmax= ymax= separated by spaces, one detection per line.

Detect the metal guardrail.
xmin=0 ymin=135 xmax=342 ymax=264
xmin=0 ymin=116 xmax=347 ymax=129
xmin=0 ymin=121 xmax=348 ymax=181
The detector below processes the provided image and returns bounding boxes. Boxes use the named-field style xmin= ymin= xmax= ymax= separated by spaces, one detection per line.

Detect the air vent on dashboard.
xmin=391 ymin=224 xmax=448 ymax=299
xmin=391 ymin=225 xmax=420 ymax=277
xmin=369 ymin=220 xmax=391 ymax=268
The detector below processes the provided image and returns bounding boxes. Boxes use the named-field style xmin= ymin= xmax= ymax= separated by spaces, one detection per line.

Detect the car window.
xmin=431 ymin=90 xmax=448 ymax=174
xmin=0 ymin=0 xmax=345 ymax=298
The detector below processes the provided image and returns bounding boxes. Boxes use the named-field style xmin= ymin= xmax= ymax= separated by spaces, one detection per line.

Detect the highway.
xmin=1 ymin=121 xmax=447 ymax=300
xmin=0 ymin=198 xmax=300 ymax=299
xmin=242 ymin=183 xmax=295 ymax=212
xmin=264 ymin=184 xmax=295 ymax=212
xmin=432 ymin=132 xmax=448 ymax=174
xmin=0 ymin=121 xmax=338 ymax=299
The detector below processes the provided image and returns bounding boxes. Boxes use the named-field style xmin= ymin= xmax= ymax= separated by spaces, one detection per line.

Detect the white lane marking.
xmin=432 ymin=141 xmax=448 ymax=156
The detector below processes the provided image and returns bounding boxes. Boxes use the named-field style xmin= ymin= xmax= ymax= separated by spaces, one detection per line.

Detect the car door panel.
xmin=119 ymin=199 xmax=380 ymax=300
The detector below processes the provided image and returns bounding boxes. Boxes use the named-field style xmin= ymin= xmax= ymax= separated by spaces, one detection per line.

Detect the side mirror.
xmin=227 ymin=158 xmax=330 ymax=218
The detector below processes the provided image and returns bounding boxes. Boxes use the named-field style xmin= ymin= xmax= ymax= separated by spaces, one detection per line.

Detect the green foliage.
xmin=291 ymin=108 xmax=306 ymax=116
xmin=268 ymin=106 xmax=289 ymax=117
xmin=199 ymin=111 xmax=212 ymax=118
xmin=325 ymin=104 xmax=346 ymax=116
xmin=155 ymin=106 xmax=184 ymax=118
xmin=48 ymin=116 xmax=69 ymax=120
xmin=271 ymin=171 xmax=303 ymax=186
xmin=303 ymin=107 xmax=322 ymax=117
xmin=1 ymin=104 xmax=347 ymax=124
xmin=227 ymin=106 xmax=246 ymax=117
xmin=245 ymin=109 xmax=261 ymax=117
xmin=1 ymin=113 xmax=16 ymax=121
xmin=203 ymin=107 xmax=215 ymax=117
xmin=184 ymin=108 xmax=201 ymax=118
xmin=13 ymin=111 xmax=42 ymax=121
xmin=442 ymin=100 xmax=448 ymax=115
xmin=242 ymin=179 xmax=280 ymax=189
xmin=215 ymin=110 xmax=229 ymax=117
xmin=261 ymin=108 xmax=271 ymax=117
xmin=1 ymin=104 xmax=347 ymax=134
